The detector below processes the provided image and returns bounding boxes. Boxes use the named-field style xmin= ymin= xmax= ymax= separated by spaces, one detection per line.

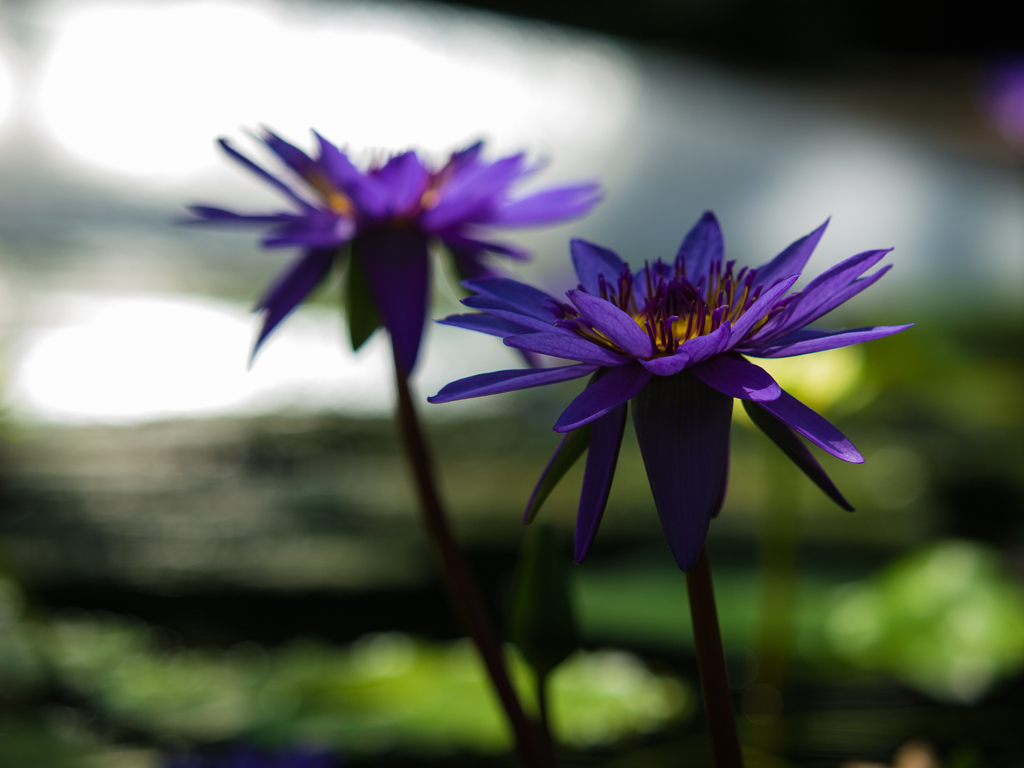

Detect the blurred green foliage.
xmin=826 ymin=541 xmax=1024 ymax=702
xmin=0 ymin=577 xmax=689 ymax=757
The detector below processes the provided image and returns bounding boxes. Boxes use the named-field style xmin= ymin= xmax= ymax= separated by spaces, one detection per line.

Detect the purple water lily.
xmin=188 ymin=130 xmax=602 ymax=373
xmin=430 ymin=212 xmax=912 ymax=570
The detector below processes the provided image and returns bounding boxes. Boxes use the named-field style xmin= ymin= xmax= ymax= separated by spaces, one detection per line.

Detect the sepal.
xmin=742 ymin=399 xmax=854 ymax=511
xmin=524 ymin=425 xmax=591 ymax=524
xmin=345 ymin=243 xmax=381 ymax=351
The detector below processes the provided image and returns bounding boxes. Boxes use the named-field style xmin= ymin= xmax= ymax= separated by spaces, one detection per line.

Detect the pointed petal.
xmin=260 ymin=217 xmax=354 ymax=249
xmin=186 ymin=206 xmax=294 ymax=225
xmin=428 ymin=364 xmax=598 ymax=404
xmin=640 ymin=350 xmax=691 ymax=375
xmin=462 ymin=277 xmax=558 ymax=321
xmin=260 ymin=128 xmax=317 ymax=178
xmin=570 ymin=238 xmax=627 ymax=294
xmin=442 ymin=233 xmax=530 ymax=260
xmin=357 ymin=229 xmax=431 ymax=375
xmin=314 ymin=132 xmax=389 ymax=218
xmin=758 ymin=390 xmax=863 ymax=463
xmin=420 ymin=154 xmax=528 ymax=230
xmin=692 ymin=354 xmax=781 ymax=401
xmin=438 ymin=313 xmax=538 ymax=338
xmin=725 ymin=275 xmax=799 ymax=349
xmin=575 ymin=402 xmax=628 ymax=562
xmin=742 ymin=400 xmax=854 ymax=511
xmin=554 ymin=362 xmax=651 ymax=432
xmin=252 ymin=248 xmax=335 ymax=357
xmin=779 ymin=265 xmax=895 ymax=334
xmin=676 ymin=321 xmax=731 ymax=364
xmin=524 ymin=425 xmax=592 ymax=524
xmin=461 ymin=296 xmax=563 ymax=334
xmin=677 ymin=211 xmax=723 ymax=278
xmin=745 ymin=324 xmax=913 ymax=358
xmin=218 ymin=138 xmax=312 ymax=209
xmin=754 ymin=218 xmax=829 ymax=287
xmin=567 ymin=290 xmax=652 ymax=358
xmin=768 ymin=249 xmax=891 ymax=336
xmin=444 ymin=242 xmax=496 ymax=282
xmin=375 ymin=152 xmax=428 ymax=216
xmin=484 ymin=183 xmax=603 ymax=227
xmin=505 ymin=333 xmax=632 ymax=367
xmin=631 ymin=371 xmax=733 ymax=571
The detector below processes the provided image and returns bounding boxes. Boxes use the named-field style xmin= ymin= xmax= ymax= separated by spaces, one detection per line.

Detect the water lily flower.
xmin=188 ymin=130 xmax=602 ymax=373
xmin=430 ymin=212 xmax=912 ymax=570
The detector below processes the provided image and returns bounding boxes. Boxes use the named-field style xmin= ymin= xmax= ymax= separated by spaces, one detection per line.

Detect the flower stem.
xmin=392 ymin=357 xmax=554 ymax=768
xmin=686 ymin=545 xmax=744 ymax=768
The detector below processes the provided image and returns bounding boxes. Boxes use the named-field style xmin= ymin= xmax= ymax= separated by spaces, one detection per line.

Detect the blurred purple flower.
xmin=188 ymin=130 xmax=602 ymax=373
xmin=430 ymin=212 xmax=912 ymax=570
xmin=163 ymin=746 xmax=335 ymax=768
xmin=982 ymin=60 xmax=1024 ymax=146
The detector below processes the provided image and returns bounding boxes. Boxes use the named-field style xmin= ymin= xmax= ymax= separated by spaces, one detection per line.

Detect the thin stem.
xmin=686 ymin=545 xmax=744 ymax=768
xmin=392 ymin=356 xmax=554 ymax=768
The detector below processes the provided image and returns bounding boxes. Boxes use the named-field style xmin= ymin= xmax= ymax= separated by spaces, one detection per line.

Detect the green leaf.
xmin=508 ymin=524 xmax=580 ymax=677
xmin=524 ymin=425 xmax=591 ymax=524
xmin=345 ymin=242 xmax=381 ymax=351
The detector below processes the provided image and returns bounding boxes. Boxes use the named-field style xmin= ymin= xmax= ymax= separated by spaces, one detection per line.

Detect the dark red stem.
xmin=392 ymin=357 xmax=554 ymax=768
xmin=686 ymin=545 xmax=744 ymax=768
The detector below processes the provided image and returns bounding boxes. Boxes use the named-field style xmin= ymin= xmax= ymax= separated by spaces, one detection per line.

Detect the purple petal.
xmin=676 ymin=211 xmax=723 ymax=278
xmin=758 ymin=390 xmax=863 ymax=463
xmin=712 ymin=439 xmax=729 ymax=518
xmin=483 ymin=184 xmax=602 ymax=227
xmin=784 ymin=265 xmax=895 ymax=332
xmin=768 ymin=249 xmax=891 ymax=335
xmin=505 ymin=332 xmax=632 ymax=367
xmin=676 ymin=321 xmax=731 ymax=364
xmin=575 ymin=401 xmax=628 ymax=562
xmin=218 ymin=138 xmax=312 ymax=209
xmin=570 ymin=239 xmax=627 ymax=295
xmin=375 ymin=152 xmax=428 ymax=216
xmin=725 ymin=275 xmax=799 ymax=349
xmin=357 ymin=229 xmax=431 ymax=375
xmin=631 ymin=371 xmax=733 ymax=571
xmin=742 ymin=399 xmax=854 ymax=511
xmin=260 ymin=128 xmax=317 ymax=179
xmin=753 ymin=219 xmax=829 ymax=288
xmin=691 ymin=354 xmax=781 ymax=401
xmin=261 ymin=218 xmax=354 ymax=249
xmin=428 ymin=364 xmax=598 ymax=404
xmin=444 ymin=242 xmax=496 ymax=281
xmin=554 ymin=362 xmax=652 ymax=432
xmin=420 ymin=154 xmax=528 ymax=230
xmin=567 ymin=290 xmax=652 ymax=358
xmin=744 ymin=324 xmax=913 ymax=358
xmin=314 ymin=132 xmax=389 ymax=218
xmin=253 ymin=248 xmax=335 ymax=357
xmin=437 ymin=313 xmax=538 ymax=338
xmin=186 ymin=206 xmax=296 ymax=225
xmin=640 ymin=350 xmax=691 ymax=376
xmin=462 ymin=277 xmax=558 ymax=321
xmin=442 ymin=233 xmax=530 ymax=260
xmin=461 ymin=296 xmax=561 ymax=333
